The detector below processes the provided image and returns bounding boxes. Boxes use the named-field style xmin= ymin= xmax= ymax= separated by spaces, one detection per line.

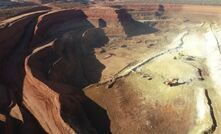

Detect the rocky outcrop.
xmin=84 ymin=7 xmax=157 ymax=37
xmin=0 ymin=6 xmax=112 ymax=134
xmin=31 ymin=9 xmax=93 ymax=48
xmin=0 ymin=11 xmax=46 ymax=60
xmin=0 ymin=10 xmax=50 ymax=134
xmin=0 ymin=4 xmax=160 ymax=134
xmin=83 ymin=7 xmax=126 ymax=37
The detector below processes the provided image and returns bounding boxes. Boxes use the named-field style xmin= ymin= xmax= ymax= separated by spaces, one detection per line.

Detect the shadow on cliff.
xmin=0 ymin=14 xmax=48 ymax=133
xmin=27 ymin=10 xmax=111 ymax=134
xmin=116 ymin=9 xmax=158 ymax=37
xmin=0 ymin=9 xmax=111 ymax=134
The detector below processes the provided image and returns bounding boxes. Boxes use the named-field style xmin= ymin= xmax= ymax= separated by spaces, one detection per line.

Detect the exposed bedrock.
xmin=0 ymin=10 xmax=50 ymax=134
xmin=0 ymin=5 xmax=159 ymax=133
xmin=115 ymin=8 xmax=158 ymax=37
xmin=0 ymin=11 xmax=47 ymax=60
xmin=83 ymin=7 xmax=157 ymax=37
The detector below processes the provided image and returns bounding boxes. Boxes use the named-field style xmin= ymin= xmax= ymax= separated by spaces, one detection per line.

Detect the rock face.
xmin=84 ymin=7 xmax=157 ymax=37
xmin=0 ymin=11 xmax=45 ymax=60
xmin=0 ymin=6 xmax=135 ymax=134
xmin=84 ymin=7 xmax=126 ymax=36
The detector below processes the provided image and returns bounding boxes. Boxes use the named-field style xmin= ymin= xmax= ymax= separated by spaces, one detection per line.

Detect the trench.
xmin=204 ymin=89 xmax=217 ymax=134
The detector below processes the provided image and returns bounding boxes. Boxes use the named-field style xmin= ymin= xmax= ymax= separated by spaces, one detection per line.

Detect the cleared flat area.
xmin=85 ymin=7 xmax=221 ymax=134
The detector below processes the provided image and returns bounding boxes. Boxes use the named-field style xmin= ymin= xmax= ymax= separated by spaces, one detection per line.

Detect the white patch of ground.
xmin=182 ymin=33 xmax=207 ymax=58
xmin=205 ymin=31 xmax=221 ymax=97
xmin=196 ymin=88 xmax=208 ymax=121
xmin=188 ymin=88 xmax=212 ymax=134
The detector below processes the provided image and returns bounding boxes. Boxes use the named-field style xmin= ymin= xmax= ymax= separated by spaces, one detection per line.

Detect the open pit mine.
xmin=1 ymin=1 xmax=221 ymax=134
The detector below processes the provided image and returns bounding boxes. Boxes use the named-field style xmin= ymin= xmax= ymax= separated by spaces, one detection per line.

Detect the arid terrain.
xmin=0 ymin=1 xmax=221 ymax=134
